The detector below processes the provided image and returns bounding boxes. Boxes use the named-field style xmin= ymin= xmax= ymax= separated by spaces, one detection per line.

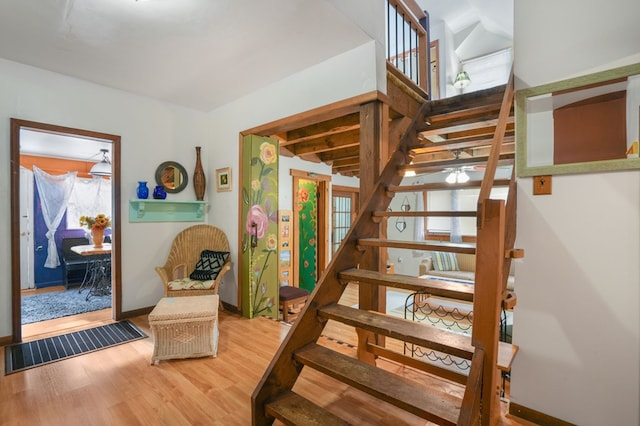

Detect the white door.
xmin=20 ymin=167 xmax=35 ymax=290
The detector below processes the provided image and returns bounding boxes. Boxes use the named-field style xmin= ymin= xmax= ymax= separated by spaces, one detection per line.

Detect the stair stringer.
xmin=251 ymin=102 xmax=432 ymax=426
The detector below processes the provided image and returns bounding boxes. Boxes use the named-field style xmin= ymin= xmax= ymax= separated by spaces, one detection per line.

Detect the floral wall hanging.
xmin=240 ymin=135 xmax=279 ymax=319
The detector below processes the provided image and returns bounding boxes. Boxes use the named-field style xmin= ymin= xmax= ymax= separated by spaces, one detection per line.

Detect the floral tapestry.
xmin=241 ymin=135 xmax=278 ymax=319
xmin=297 ymin=179 xmax=317 ymax=292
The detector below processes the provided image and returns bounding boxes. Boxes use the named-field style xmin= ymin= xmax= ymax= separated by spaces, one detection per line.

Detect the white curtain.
xmin=450 ymin=190 xmax=462 ymax=243
xmin=67 ymin=177 xmax=112 ymax=232
xmin=413 ymin=191 xmax=425 ymax=256
xmin=33 ymin=166 xmax=77 ymax=268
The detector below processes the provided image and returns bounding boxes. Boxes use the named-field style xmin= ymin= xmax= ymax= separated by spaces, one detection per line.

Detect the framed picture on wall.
xmin=216 ymin=167 xmax=231 ymax=191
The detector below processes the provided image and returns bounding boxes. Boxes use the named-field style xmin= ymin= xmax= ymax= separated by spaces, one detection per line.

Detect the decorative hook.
xmin=250 ymin=222 xmax=258 ymax=248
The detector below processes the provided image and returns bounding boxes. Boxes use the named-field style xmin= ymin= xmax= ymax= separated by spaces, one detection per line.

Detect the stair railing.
xmin=470 ymin=66 xmax=517 ymax=424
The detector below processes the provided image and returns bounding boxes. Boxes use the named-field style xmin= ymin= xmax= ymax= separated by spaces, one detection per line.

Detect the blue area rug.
xmin=22 ymin=289 xmax=111 ymax=324
xmin=5 ymin=320 xmax=146 ymax=374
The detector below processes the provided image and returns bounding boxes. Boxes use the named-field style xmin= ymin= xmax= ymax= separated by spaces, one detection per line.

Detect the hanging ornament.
xmin=401 ymin=195 xmax=411 ymax=212
xmin=395 ymin=216 xmax=407 ymax=232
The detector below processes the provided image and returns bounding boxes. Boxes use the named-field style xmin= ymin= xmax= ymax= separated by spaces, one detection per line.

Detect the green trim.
xmin=516 ymin=62 xmax=640 ymax=177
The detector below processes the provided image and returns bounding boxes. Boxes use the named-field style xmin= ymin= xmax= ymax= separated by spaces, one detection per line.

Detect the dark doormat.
xmin=4 ymin=320 xmax=147 ymax=375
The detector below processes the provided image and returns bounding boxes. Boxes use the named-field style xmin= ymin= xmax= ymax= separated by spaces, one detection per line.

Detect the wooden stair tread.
xmin=373 ymin=210 xmax=477 ymax=218
xmin=339 ymin=268 xmax=474 ymax=302
xmin=265 ymin=391 xmax=350 ymax=426
xmin=319 ymin=300 xmax=517 ymax=372
xmin=318 ymin=303 xmax=474 ymax=360
xmin=357 ymin=238 xmax=476 ymax=254
xmin=295 ymin=343 xmax=461 ymax=426
xmin=498 ymin=341 xmax=518 ymax=372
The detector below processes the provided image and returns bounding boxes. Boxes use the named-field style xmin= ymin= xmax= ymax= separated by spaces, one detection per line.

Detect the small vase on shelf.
xmin=92 ymin=228 xmax=104 ymax=248
xmin=137 ymin=181 xmax=149 ymax=199
xmin=153 ymin=185 xmax=167 ymax=199
xmin=193 ymin=146 xmax=206 ymax=201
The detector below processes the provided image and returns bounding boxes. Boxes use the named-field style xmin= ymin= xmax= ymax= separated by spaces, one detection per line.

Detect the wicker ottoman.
xmin=148 ymin=295 xmax=219 ymax=364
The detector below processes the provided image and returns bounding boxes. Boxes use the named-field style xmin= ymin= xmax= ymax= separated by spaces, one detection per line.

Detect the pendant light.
xmin=90 ymin=149 xmax=111 ymax=177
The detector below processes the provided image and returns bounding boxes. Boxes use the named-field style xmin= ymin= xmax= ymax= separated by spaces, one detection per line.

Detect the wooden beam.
xmin=281 ymin=113 xmax=360 ymax=147
xmin=288 ymin=129 xmax=360 ymax=156
xmin=418 ymin=116 xmax=515 ymax=137
xmin=318 ymin=145 xmax=360 ymax=162
xmin=243 ymin=91 xmax=380 ymax=137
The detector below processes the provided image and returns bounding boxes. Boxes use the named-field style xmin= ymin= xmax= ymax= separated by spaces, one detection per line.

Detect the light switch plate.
xmin=533 ymin=175 xmax=552 ymax=195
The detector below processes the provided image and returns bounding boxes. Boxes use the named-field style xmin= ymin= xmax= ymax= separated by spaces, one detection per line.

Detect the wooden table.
xmin=71 ymin=244 xmax=112 ymax=300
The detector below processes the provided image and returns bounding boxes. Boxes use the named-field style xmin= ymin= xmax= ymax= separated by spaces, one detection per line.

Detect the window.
xmin=331 ymin=186 xmax=358 ymax=253
xmin=426 ymin=187 xmax=508 ymax=238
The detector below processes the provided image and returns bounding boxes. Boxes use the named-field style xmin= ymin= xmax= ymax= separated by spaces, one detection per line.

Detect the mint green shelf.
xmin=128 ymin=199 xmax=207 ymax=222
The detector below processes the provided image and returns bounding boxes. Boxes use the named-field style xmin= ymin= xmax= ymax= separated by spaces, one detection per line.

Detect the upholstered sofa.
xmin=419 ymin=252 xmax=515 ymax=291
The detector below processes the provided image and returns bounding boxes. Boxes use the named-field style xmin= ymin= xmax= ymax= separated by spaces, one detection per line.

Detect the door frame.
xmin=290 ymin=169 xmax=330 ymax=290
xmin=10 ymin=118 xmax=122 ymax=343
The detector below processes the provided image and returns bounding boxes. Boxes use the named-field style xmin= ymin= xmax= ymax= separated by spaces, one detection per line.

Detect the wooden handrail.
xmin=478 ymin=65 xmax=515 ymax=206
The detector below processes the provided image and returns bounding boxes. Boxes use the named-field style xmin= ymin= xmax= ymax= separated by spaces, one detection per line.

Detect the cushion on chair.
xmin=432 ymin=251 xmax=460 ymax=271
xmin=167 ymin=277 xmax=217 ymax=291
xmin=189 ymin=250 xmax=230 ymax=281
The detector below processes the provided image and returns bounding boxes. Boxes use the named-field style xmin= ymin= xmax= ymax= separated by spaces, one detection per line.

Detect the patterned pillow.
xmin=190 ymin=250 xmax=230 ymax=281
xmin=432 ymin=251 xmax=460 ymax=271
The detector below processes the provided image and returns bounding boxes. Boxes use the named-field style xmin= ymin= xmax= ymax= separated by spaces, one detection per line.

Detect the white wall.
xmin=0 ymin=58 xmax=210 ymax=337
xmin=205 ymin=42 xmax=378 ymax=307
xmin=513 ymin=1 xmax=640 ymax=424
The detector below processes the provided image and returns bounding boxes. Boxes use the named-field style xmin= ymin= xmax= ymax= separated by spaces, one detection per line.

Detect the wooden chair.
xmin=155 ymin=225 xmax=231 ymax=300
xmin=279 ymin=286 xmax=309 ymax=323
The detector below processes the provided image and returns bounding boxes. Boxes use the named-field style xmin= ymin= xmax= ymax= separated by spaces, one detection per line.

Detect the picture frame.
xmin=215 ymin=167 xmax=231 ymax=191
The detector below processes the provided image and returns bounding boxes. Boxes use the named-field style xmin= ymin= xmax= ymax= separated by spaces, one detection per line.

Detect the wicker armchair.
xmin=155 ymin=224 xmax=231 ymax=299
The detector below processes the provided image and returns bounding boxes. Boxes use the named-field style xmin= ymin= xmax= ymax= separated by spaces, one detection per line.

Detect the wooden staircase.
xmin=252 ymin=70 xmax=520 ymax=425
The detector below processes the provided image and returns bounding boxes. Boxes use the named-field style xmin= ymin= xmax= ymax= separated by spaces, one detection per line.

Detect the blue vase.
xmin=153 ymin=185 xmax=167 ymax=200
xmin=137 ymin=181 xmax=149 ymax=199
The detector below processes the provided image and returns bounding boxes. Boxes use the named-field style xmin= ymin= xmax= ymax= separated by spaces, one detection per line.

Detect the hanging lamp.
xmin=90 ymin=149 xmax=111 ymax=177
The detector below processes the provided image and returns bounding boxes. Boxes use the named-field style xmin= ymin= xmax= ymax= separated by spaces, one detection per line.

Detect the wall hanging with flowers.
xmin=241 ymin=135 xmax=279 ymax=319
xmin=80 ymin=213 xmax=111 ymax=248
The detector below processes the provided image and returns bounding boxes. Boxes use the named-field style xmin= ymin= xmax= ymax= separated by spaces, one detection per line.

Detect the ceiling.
xmin=0 ymin=0 xmax=371 ymax=113
xmin=5 ymin=0 xmax=513 ymax=171
xmin=0 ymin=0 xmax=512 ymax=113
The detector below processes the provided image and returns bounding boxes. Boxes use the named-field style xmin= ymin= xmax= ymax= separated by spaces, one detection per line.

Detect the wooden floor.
xmin=2 ymin=287 xmax=534 ymax=425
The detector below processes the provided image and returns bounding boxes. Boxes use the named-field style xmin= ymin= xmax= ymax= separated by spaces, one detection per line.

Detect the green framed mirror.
xmin=516 ymin=62 xmax=640 ymax=177
xmin=155 ymin=161 xmax=188 ymax=194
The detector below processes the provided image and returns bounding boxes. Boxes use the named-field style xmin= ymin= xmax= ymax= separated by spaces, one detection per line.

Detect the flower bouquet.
xmin=80 ymin=213 xmax=111 ymax=248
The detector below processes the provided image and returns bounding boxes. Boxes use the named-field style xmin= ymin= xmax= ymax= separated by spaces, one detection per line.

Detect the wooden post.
xmin=473 ymin=199 xmax=505 ymax=425
xmin=358 ymin=101 xmax=388 ymax=313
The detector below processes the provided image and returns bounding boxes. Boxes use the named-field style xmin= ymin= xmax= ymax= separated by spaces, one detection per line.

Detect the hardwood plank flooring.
xmin=2 ymin=287 xmax=533 ymax=425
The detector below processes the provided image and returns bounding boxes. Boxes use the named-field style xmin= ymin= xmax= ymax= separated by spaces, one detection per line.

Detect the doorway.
xmin=291 ymin=170 xmax=330 ymax=293
xmin=10 ymin=119 xmax=122 ymax=343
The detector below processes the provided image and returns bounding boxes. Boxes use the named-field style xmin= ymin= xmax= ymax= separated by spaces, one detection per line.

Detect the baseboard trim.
xmin=509 ymin=402 xmax=576 ymax=426
xmin=120 ymin=306 xmax=154 ymax=319
xmin=0 ymin=335 xmax=13 ymax=346
xmin=221 ymin=301 xmax=240 ymax=315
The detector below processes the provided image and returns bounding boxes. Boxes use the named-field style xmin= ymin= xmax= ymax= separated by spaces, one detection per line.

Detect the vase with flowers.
xmin=80 ymin=213 xmax=112 ymax=248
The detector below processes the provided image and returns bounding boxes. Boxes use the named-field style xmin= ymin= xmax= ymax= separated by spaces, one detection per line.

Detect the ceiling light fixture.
xmin=446 ymin=168 xmax=470 ymax=184
xmin=453 ymin=70 xmax=471 ymax=89
xmin=90 ymin=148 xmax=112 ymax=177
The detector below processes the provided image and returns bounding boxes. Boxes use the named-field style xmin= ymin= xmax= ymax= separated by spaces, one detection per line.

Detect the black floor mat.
xmin=5 ymin=320 xmax=147 ymax=374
